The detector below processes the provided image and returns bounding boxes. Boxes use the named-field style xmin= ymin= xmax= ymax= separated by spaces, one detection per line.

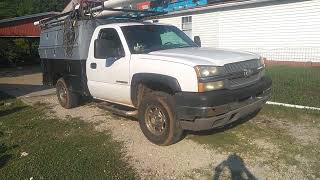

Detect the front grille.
xmin=224 ymin=59 xmax=262 ymax=89
xmin=224 ymin=59 xmax=260 ymax=73
xmin=229 ymin=73 xmax=260 ymax=88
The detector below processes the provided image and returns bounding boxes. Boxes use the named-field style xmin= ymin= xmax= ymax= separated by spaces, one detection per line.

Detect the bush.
xmin=0 ymin=38 xmax=39 ymax=67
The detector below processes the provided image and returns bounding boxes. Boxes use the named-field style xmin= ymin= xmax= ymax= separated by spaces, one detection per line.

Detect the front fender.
xmin=130 ymin=73 xmax=181 ymax=107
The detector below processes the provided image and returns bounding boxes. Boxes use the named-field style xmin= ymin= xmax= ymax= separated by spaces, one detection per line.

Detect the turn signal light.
xmin=198 ymin=81 xmax=224 ymax=92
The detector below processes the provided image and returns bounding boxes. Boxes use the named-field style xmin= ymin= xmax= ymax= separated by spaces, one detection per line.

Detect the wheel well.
xmin=53 ymin=73 xmax=63 ymax=86
xmin=134 ymin=82 xmax=175 ymax=108
xmin=130 ymin=73 xmax=181 ymax=107
xmin=142 ymin=81 xmax=175 ymax=94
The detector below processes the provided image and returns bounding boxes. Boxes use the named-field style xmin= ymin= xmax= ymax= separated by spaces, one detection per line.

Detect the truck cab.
xmin=39 ymin=21 xmax=272 ymax=145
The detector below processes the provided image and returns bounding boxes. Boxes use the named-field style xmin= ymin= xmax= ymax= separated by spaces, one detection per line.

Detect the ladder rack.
xmin=36 ymin=6 xmax=166 ymax=29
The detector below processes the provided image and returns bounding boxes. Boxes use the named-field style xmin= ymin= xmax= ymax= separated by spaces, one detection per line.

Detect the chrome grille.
xmin=229 ymin=73 xmax=260 ymax=88
xmin=224 ymin=59 xmax=260 ymax=73
xmin=224 ymin=59 xmax=262 ymax=89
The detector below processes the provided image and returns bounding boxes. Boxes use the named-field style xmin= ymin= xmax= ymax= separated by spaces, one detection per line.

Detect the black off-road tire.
xmin=138 ymin=91 xmax=183 ymax=146
xmin=56 ymin=78 xmax=79 ymax=109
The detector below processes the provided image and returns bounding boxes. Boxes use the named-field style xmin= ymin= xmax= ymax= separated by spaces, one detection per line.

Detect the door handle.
xmin=90 ymin=63 xmax=97 ymax=69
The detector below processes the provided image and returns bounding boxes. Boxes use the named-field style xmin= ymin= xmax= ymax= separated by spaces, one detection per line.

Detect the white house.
xmin=157 ymin=0 xmax=320 ymax=65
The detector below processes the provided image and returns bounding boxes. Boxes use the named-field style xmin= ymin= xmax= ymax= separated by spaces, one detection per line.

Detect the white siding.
xmin=159 ymin=0 xmax=320 ymax=62
xmin=159 ymin=17 xmax=182 ymax=29
xmin=193 ymin=12 xmax=220 ymax=47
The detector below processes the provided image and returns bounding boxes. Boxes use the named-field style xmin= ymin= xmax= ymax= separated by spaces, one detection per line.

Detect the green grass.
xmin=0 ymin=92 xmax=137 ymax=179
xmin=266 ymin=65 xmax=320 ymax=107
xmin=190 ymin=105 xmax=320 ymax=178
xmin=260 ymin=103 xmax=320 ymax=122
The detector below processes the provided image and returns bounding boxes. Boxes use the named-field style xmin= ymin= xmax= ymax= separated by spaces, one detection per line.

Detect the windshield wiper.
xmin=175 ymin=44 xmax=194 ymax=48
xmin=179 ymin=45 xmax=193 ymax=48
xmin=135 ymin=44 xmax=194 ymax=54
xmin=135 ymin=46 xmax=166 ymax=54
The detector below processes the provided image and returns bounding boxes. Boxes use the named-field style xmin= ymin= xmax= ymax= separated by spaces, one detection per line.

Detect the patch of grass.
xmin=260 ymin=104 xmax=320 ymax=123
xmin=190 ymin=105 xmax=320 ymax=178
xmin=189 ymin=117 xmax=267 ymax=157
xmin=260 ymin=105 xmax=320 ymax=170
xmin=266 ymin=65 xmax=320 ymax=107
xmin=190 ymin=124 xmax=259 ymax=154
xmin=0 ymin=91 xmax=137 ymax=179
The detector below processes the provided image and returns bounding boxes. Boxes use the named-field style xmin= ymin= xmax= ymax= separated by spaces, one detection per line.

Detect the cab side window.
xmin=94 ymin=28 xmax=125 ymax=59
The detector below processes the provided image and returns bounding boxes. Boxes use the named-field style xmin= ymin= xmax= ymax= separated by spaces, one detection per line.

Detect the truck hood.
xmin=145 ymin=47 xmax=260 ymax=66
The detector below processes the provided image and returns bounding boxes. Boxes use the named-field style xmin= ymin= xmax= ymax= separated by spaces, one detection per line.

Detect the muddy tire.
xmin=138 ymin=92 xmax=183 ymax=146
xmin=56 ymin=78 xmax=79 ymax=109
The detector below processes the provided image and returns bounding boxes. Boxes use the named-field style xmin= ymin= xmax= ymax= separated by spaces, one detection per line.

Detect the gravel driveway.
xmin=1 ymin=67 xmax=318 ymax=179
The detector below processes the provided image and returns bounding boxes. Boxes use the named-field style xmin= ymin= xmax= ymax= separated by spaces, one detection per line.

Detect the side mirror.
xmin=194 ymin=36 xmax=201 ymax=47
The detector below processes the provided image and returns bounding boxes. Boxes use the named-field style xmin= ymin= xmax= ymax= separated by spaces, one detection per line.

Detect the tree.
xmin=0 ymin=0 xmax=18 ymax=19
xmin=0 ymin=0 xmax=70 ymax=66
xmin=0 ymin=0 xmax=69 ymax=19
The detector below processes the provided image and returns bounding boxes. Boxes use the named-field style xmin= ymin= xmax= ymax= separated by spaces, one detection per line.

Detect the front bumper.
xmin=175 ymin=76 xmax=272 ymax=131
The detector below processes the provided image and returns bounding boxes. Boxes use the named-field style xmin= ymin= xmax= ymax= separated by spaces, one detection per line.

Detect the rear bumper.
xmin=175 ymin=76 xmax=272 ymax=131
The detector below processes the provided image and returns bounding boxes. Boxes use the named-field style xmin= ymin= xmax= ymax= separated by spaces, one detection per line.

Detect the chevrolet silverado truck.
xmin=39 ymin=20 xmax=272 ymax=145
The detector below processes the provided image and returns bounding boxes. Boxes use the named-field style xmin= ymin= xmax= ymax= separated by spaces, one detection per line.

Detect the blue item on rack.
xmin=150 ymin=0 xmax=208 ymax=12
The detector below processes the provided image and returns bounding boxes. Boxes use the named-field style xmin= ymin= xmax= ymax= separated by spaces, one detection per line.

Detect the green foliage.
xmin=0 ymin=0 xmax=17 ymax=19
xmin=0 ymin=38 xmax=39 ymax=66
xmin=0 ymin=0 xmax=69 ymax=66
xmin=0 ymin=0 xmax=69 ymax=18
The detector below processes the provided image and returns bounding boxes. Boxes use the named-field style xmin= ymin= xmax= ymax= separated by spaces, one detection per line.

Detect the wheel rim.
xmin=145 ymin=105 xmax=167 ymax=136
xmin=57 ymin=83 xmax=67 ymax=105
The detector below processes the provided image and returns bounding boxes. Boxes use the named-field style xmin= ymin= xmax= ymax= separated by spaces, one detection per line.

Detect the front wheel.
xmin=56 ymin=78 xmax=79 ymax=109
xmin=138 ymin=92 xmax=183 ymax=146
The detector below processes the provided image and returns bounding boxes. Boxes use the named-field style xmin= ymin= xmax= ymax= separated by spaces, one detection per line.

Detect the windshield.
xmin=121 ymin=25 xmax=198 ymax=54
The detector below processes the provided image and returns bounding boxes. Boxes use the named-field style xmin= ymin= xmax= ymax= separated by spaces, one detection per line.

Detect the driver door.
xmin=87 ymin=27 xmax=131 ymax=106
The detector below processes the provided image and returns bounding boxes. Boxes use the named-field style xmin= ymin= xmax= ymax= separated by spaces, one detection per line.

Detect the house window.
xmin=182 ymin=16 xmax=192 ymax=38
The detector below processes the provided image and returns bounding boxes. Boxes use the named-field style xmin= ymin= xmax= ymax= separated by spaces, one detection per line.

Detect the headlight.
xmin=194 ymin=66 xmax=225 ymax=92
xmin=194 ymin=66 xmax=223 ymax=78
xmin=198 ymin=81 xmax=224 ymax=92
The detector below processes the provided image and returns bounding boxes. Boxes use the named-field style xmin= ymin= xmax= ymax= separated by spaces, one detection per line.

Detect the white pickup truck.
xmin=39 ymin=20 xmax=272 ymax=145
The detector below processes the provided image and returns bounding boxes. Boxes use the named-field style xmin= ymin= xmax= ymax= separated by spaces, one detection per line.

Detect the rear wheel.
xmin=138 ymin=92 xmax=183 ymax=146
xmin=56 ymin=78 xmax=79 ymax=109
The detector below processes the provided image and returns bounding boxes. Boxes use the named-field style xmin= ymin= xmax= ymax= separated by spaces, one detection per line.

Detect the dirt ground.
xmin=0 ymin=66 xmax=319 ymax=179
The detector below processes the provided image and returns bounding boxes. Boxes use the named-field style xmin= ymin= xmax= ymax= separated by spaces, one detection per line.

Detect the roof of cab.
xmin=113 ymin=22 xmax=172 ymax=27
